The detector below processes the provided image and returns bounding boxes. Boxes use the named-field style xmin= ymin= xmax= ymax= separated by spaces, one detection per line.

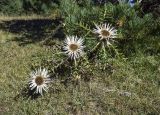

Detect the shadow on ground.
xmin=0 ymin=18 xmax=65 ymax=46
xmin=14 ymin=85 xmax=42 ymax=100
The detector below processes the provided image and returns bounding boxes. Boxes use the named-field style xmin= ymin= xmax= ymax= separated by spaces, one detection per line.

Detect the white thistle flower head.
xmin=93 ymin=23 xmax=118 ymax=45
xmin=63 ymin=36 xmax=84 ymax=60
xmin=28 ymin=68 xmax=50 ymax=95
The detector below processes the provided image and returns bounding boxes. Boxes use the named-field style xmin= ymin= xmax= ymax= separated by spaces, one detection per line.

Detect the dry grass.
xmin=0 ymin=21 xmax=160 ymax=114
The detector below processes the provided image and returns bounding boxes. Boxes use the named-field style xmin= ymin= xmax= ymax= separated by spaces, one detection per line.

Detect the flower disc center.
xmin=69 ymin=44 xmax=79 ymax=51
xmin=101 ymin=30 xmax=110 ymax=37
xmin=35 ymin=76 xmax=44 ymax=85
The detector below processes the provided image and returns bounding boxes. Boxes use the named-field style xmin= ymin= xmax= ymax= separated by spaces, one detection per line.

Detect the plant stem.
xmin=88 ymin=42 xmax=102 ymax=59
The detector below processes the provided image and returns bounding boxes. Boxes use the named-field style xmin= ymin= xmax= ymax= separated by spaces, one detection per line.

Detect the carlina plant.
xmin=28 ymin=68 xmax=51 ymax=95
xmin=26 ymin=6 xmax=121 ymax=97
xmin=89 ymin=22 xmax=119 ymax=59
xmin=93 ymin=23 xmax=118 ymax=46
xmin=25 ymin=0 xmax=156 ymax=97
xmin=63 ymin=36 xmax=85 ymax=67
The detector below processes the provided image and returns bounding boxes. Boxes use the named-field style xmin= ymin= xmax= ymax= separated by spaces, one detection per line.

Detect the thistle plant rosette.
xmin=93 ymin=23 xmax=118 ymax=46
xmin=28 ymin=68 xmax=51 ymax=95
xmin=63 ymin=36 xmax=85 ymax=61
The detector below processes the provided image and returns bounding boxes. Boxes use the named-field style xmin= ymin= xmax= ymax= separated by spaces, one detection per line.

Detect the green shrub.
xmin=0 ymin=0 xmax=24 ymax=15
xmin=22 ymin=0 xmax=59 ymax=14
xmin=0 ymin=0 xmax=59 ymax=15
xmin=60 ymin=0 xmax=160 ymax=57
